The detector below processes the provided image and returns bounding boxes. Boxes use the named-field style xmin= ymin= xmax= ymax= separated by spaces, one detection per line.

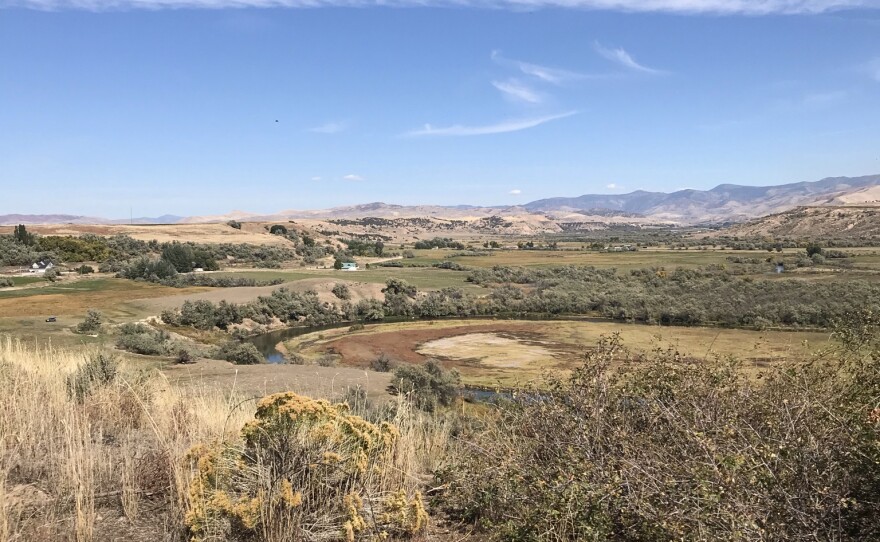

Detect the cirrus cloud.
xmin=343 ymin=174 xmax=365 ymax=181
xmin=404 ymin=111 xmax=577 ymax=137
xmin=5 ymin=0 xmax=871 ymax=14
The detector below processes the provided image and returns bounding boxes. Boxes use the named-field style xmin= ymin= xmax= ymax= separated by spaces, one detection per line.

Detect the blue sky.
xmin=1 ymin=1 xmax=880 ymax=217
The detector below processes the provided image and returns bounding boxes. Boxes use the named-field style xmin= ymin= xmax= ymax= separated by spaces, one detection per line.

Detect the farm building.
xmin=28 ymin=261 xmax=55 ymax=274
xmin=340 ymin=262 xmax=359 ymax=271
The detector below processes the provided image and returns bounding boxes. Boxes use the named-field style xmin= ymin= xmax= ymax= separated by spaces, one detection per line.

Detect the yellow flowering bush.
xmin=186 ymin=392 xmax=428 ymax=541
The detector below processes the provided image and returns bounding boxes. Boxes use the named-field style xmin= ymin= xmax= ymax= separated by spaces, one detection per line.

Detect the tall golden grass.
xmin=0 ymin=335 xmax=450 ymax=541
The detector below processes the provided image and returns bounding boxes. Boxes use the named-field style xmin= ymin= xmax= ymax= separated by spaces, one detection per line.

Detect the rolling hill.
xmin=3 ymin=174 xmax=878 ymax=227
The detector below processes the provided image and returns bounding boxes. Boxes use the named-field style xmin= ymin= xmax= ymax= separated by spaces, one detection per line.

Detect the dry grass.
xmin=0 ymin=278 xmax=208 ymax=318
xmin=0 ymin=336 xmax=255 ymax=541
xmin=0 ymin=336 xmax=450 ymax=541
xmin=0 ymin=223 xmax=293 ymax=246
xmin=288 ymin=319 xmax=829 ymax=387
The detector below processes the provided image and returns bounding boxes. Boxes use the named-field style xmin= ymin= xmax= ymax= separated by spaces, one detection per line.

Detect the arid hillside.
xmin=722 ymin=205 xmax=880 ymax=240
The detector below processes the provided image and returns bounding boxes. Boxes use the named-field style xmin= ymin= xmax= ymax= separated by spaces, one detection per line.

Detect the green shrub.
xmin=66 ymin=353 xmax=119 ymax=402
xmin=75 ymin=309 xmax=103 ymax=334
xmin=332 ymin=283 xmax=351 ymax=300
xmin=217 ymin=341 xmax=264 ymax=365
xmin=115 ymin=323 xmax=170 ymax=355
xmin=391 ymin=359 xmax=459 ymax=412
xmin=370 ymin=353 xmax=395 ymax=372
xmin=440 ymin=325 xmax=880 ymax=541
xmin=0 ymin=278 xmax=13 ymax=288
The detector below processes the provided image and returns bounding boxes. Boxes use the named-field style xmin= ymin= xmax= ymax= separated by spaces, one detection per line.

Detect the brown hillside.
xmin=723 ymin=206 xmax=880 ymax=240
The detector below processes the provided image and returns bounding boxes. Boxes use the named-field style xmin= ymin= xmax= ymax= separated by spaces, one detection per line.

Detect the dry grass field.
xmin=0 ymin=278 xmax=208 ymax=318
xmin=0 ymin=222 xmax=294 ymax=246
xmin=0 ymin=337 xmax=448 ymax=541
xmin=285 ymin=319 xmax=830 ymax=387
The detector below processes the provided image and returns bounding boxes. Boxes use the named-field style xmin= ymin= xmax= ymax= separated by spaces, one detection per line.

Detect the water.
xmin=246 ymin=322 xmax=355 ymax=363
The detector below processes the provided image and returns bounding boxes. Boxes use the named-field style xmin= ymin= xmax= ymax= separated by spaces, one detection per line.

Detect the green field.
xmin=8 ymin=275 xmax=46 ymax=286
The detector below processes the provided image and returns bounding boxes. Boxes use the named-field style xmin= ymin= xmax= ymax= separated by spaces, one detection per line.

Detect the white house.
xmin=29 ymin=261 xmax=54 ymax=274
xmin=340 ymin=262 xmax=359 ymax=271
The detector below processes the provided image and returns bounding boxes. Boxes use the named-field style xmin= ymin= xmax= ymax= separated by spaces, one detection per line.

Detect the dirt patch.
xmin=416 ymin=332 xmax=558 ymax=368
xmin=295 ymin=322 xmax=576 ymax=385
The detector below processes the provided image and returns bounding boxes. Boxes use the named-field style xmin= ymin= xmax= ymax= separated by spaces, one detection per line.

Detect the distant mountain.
xmin=0 ymin=214 xmax=185 ymax=226
xmin=0 ymin=214 xmax=105 ymax=226
xmin=4 ymin=174 xmax=878 ymax=227
xmin=524 ymin=174 xmax=880 ymax=223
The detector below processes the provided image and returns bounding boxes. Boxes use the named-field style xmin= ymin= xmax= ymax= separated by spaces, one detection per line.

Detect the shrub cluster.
xmin=413 ymin=237 xmax=465 ymax=250
xmin=439 ymin=320 xmax=880 ymax=541
xmin=391 ymin=360 xmax=460 ymax=412
xmin=216 ymin=341 xmax=264 ymax=364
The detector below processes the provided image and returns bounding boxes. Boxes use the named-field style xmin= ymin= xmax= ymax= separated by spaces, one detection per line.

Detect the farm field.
xmin=284 ymin=318 xmax=831 ymax=387
xmin=0 ymin=278 xmax=208 ymax=318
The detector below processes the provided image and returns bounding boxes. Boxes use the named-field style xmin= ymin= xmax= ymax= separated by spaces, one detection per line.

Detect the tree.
xmin=227 ymin=220 xmax=242 ymax=230
xmin=269 ymin=224 xmax=288 ymax=235
xmin=806 ymin=243 xmax=823 ymax=257
xmin=333 ymin=258 xmax=343 ymax=270
xmin=12 ymin=224 xmax=35 ymax=246
xmin=75 ymin=309 xmax=103 ymax=334
xmin=331 ymin=283 xmax=351 ymax=300
xmin=161 ymin=243 xmax=194 ymax=273
xmin=382 ymin=278 xmax=417 ymax=298
xmin=375 ymin=241 xmax=384 ymax=256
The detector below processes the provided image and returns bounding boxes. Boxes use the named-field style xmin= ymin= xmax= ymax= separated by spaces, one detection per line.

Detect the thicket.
xmin=161 ymin=289 xmax=344 ymax=331
xmin=217 ymin=341 xmax=264 ymax=364
xmin=438 ymin=315 xmax=880 ymax=541
xmin=391 ymin=360 xmax=460 ymax=412
xmin=413 ymin=237 xmax=465 ymax=250
xmin=468 ymin=265 xmax=880 ymax=328
xmin=342 ymin=238 xmax=385 ymax=256
xmin=0 ymin=277 xmax=14 ymax=288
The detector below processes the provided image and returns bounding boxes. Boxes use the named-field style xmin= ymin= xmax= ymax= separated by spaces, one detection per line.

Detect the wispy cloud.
xmin=492 ymin=50 xmax=595 ymax=85
xmin=311 ymin=176 xmax=323 ymax=181
xmin=343 ymin=174 xmax=364 ymax=181
xmin=594 ymin=42 xmax=667 ymax=75
xmin=309 ymin=121 xmax=347 ymax=134
xmin=7 ymin=0 xmax=870 ymax=13
xmin=404 ymin=111 xmax=577 ymax=137
xmin=492 ymin=79 xmax=543 ymax=104
xmin=606 ymin=183 xmax=617 ymax=189
xmin=509 ymin=189 xmax=522 ymax=195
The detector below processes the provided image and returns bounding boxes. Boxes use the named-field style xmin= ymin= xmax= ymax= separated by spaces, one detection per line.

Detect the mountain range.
xmin=2 ymin=174 xmax=879 ymax=226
